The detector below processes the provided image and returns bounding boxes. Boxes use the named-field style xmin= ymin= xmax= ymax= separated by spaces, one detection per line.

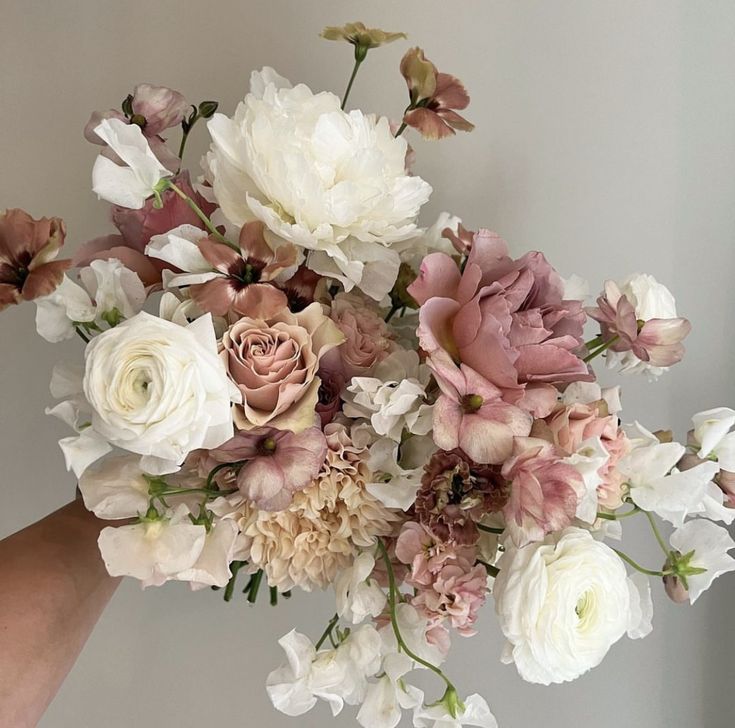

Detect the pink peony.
xmin=0 ymin=208 xmax=70 ymax=310
xmin=409 ymin=231 xmax=591 ymax=421
xmin=220 ymin=302 xmax=344 ymax=432
xmin=73 ymin=172 xmax=212 ymax=287
xmin=501 ymin=437 xmax=581 ymax=546
xmin=206 ymin=426 xmax=327 ymax=511
xmin=189 ymin=221 xmax=296 ymax=319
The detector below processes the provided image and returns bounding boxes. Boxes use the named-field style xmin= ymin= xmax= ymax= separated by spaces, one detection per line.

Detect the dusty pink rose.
xmin=430 ymin=351 xmax=532 ymax=464
xmin=328 ymin=291 xmax=395 ymax=378
xmin=74 ymin=172 xmax=211 ymax=287
xmin=409 ymin=231 xmax=591 ymax=418
xmin=207 ymin=427 xmax=327 ymax=511
xmin=189 ymin=221 xmax=296 ymax=319
xmin=0 ymin=209 xmax=70 ymax=311
xmin=84 ymin=83 xmax=189 ymax=171
xmin=400 ymin=48 xmax=474 ymax=140
xmin=221 ymin=302 xmax=344 ymax=432
xmin=501 ymin=437 xmax=581 ymax=546
xmin=587 ymin=279 xmax=691 ymax=368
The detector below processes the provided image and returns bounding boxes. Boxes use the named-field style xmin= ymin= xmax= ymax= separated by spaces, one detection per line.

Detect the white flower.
xmin=146 ymin=224 xmax=217 ymax=287
xmin=57 ymin=311 xmax=238 ymax=477
xmin=563 ymin=437 xmax=609 ymax=524
xmin=335 ymin=552 xmax=387 ymax=624
xmin=97 ymin=505 xmax=207 ymax=587
xmin=494 ymin=527 xmax=647 ymax=685
xmin=343 ymin=349 xmax=432 ymax=441
xmin=669 ymin=519 xmax=735 ymax=603
xmin=691 ymin=407 xmax=735 ymax=470
xmin=413 ymin=694 xmax=498 ymax=728
xmin=366 ymin=437 xmax=424 ymax=510
xmin=561 ymin=273 xmax=590 ymax=302
xmin=35 ymin=276 xmax=96 ymax=343
xmin=620 ymin=441 xmax=719 ymax=526
xmin=561 ymin=380 xmax=622 ymax=414
xmin=174 ymin=518 xmax=239 ymax=588
xmin=78 ymin=454 xmax=150 ymax=519
xmin=393 ymin=211 xmax=461 ymax=271
xmin=204 ymin=68 xmax=431 ymax=300
xmin=92 ymin=118 xmax=170 ymax=209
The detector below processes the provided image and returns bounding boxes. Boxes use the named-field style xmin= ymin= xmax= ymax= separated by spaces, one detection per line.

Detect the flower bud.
xmin=198 ymin=100 xmax=219 ymax=119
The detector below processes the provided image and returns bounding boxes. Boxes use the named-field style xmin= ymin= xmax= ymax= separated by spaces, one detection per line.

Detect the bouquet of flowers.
xmin=2 ymin=21 xmax=734 ymax=728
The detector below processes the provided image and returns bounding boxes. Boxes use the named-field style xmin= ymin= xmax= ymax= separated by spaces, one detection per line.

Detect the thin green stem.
xmin=224 ymin=561 xmax=244 ymax=601
xmin=75 ymin=326 xmax=91 ymax=344
xmin=644 ymin=509 xmax=670 ymax=556
xmin=376 ymin=539 xmax=456 ymax=691
xmin=385 ymin=303 xmax=401 ymax=322
xmin=584 ymin=335 xmax=603 ymax=349
xmin=177 ymin=117 xmax=199 ymax=169
xmin=246 ymin=569 xmax=264 ymax=604
xmin=315 ymin=613 xmax=339 ymax=650
xmin=477 ymin=523 xmax=505 ymax=535
xmin=206 ymin=461 xmax=243 ymax=490
xmin=394 ymin=121 xmax=408 ymax=138
xmin=165 ymin=181 xmax=237 ymax=250
xmin=596 ymin=506 xmax=641 ymax=521
xmin=269 ymin=586 xmax=279 ymax=607
xmin=613 ymin=548 xmax=669 ymax=577
xmin=583 ymin=335 xmax=620 ymax=363
xmin=341 ymin=57 xmax=364 ymax=110
xmin=476 ymin=559 xmax=500 ymax=578
xmin=156 ymin=486 xmax=237 ymax=499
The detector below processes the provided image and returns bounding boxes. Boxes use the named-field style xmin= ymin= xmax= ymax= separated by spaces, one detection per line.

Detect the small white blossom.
xmin=335 ymin=552 xmax=387 ymax=624
xmin=413 ymin=693 xmax=498 ymax=728
xmin=691 ymin=407 xmax=735 ymax=470
xmin=366 ymin=437 xmax=424 ymax=510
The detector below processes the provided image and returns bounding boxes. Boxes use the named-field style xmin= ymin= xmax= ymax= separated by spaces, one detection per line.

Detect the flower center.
xmin=575 ymin=589 xmax=597 ymax=630
xmin=258 ymin=436 xmax=277 ymax=455
xmin=461 ymin=393 xmax=484 ymax=413
xmin=230 ymin=258 xmax=264 ymax=289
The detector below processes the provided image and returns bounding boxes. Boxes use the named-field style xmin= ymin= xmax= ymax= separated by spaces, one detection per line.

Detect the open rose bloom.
xmin=3 ymin=22 xmax=733 ymax=728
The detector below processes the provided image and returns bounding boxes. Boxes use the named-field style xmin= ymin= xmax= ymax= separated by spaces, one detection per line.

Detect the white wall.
xmin=1 ymin=1 xmax=733 ymax=726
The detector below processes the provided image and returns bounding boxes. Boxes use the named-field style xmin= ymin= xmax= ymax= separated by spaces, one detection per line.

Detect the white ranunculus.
xmin=204 ymin=67 xmax=432 ymax=300
xmin=494 ymin=527 xmax=645 ymax=685
xmin=335 ymin=552 xmax=387 ymax=624
xmin=620 ymin=441 xmax=719 ymax=526
xmin=60 ymin=311 xmax=238 ymax=476
xmin=97 ymin=505 xmax=207 ymax=587
xmin=669 ymin=519 xmax=735 ymax=603
xmin=78 ymin=454 xmax=150 ymax=519
xmin=92 ymin=118 xmax=170 ymax=208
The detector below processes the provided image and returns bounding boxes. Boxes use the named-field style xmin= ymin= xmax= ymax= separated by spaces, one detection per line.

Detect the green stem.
xmin=224 ymin=561 xmax=244 ymax=601
xmin=385 ymin=303 xmax=401 ymax=323
xmin=341 ymin=57 xmax=364 ymax=110
xmin=612 ymin=549 xmax=669 ymax=577
xmin=75 ymin=326 xmax=91 ymax=344
xmin=246 ymin=569 xmax=264 ymax=604
xmin=206 ymin=461 xmax=244 ymax=490
xmin=270 ymin=586 xmax=279 ymax=607
xmin=477 ymin=523 xmax=505 ymax=535
xmin=476 ymin=559 xmax=500 ymax=578
xmin=644 ymin=509 xmax=670 ymax=556
xmin=315 ymin=613 xmax=339 ymax=650
xmin=177 ymin=117 xmax=199 ymax=169
xmin=394 ymin=121 xmax=408 ymax=138
xmin=583 ymin=335 xmax=620 ymax=363
xmin=584 ymin=335 xmax=603 ymax=349
xmin=596 ymin=506 xmax=641 ymax=521
xmin=376 ymin=539 xmax=456 ymax=691
xmin=165 ymin=181 xmax=237 ymax=250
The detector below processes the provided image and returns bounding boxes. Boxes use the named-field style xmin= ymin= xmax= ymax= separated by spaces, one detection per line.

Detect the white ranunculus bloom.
xmin=204 ymin=67 xmax=432 ymax=300
xmin=620 ymin=441 xmax=719 ymax=526
xmin=78 ymin=454 xmax=150 ymax=519
xmin=59 ymin=311 xmax=238 ymax=476
xmin=494 ymin=527 xmax=645 ymax=685
xmin=413 ymin=693 xmax=498 ymax=728
xmin=335 ymin=552 xmax=387 ymax=624
xmin=669 ymin=519 xmax=735 ymax=603
xmin=92 ymin=118 xmax=170 ymax=208
xmin=97 ymin=505 xmax=207 ymax=587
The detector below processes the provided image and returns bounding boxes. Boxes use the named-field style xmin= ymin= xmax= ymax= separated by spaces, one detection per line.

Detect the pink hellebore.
xmin=501 ymin=437 xmax=582 ymax=547
xmin=84 ymin=83 xmax=189 ymax=172
xmin=189 ymin=221 xmax=297 ymax=319
xmin=587 ymin=280 xmax=691 ymax=368
xmin=207 ymin=427 xmax=327 ymax=512
xmin=409 ymin=230 xmax=591 ymax=419
xmin=74 ymin=172 xmax=212 ymax=287
xmin=431 ymin=352 xmax=532 ymax=464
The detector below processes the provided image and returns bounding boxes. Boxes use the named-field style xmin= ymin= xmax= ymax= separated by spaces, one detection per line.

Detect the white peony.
xmin=204 ymin=67 xmax=432 ymax=300
xmin=57 ymin=311 xmax=238 ymax=476
xmin=494 ymin=527 xmax=651 ymax=685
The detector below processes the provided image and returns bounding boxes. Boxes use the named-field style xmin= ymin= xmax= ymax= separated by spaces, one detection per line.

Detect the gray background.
xmin=1 ymin=1 xmax=734 ymax=726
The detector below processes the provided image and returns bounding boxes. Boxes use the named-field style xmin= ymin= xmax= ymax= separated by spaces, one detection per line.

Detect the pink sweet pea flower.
xmin=207 ymin=426 xmax=327 ymax=511
xmin=501 ymin=437 xmax=581 ymax=546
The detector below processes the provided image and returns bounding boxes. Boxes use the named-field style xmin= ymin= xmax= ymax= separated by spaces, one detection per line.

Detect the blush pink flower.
xmin=587 ymin=279 xmax=691 ymax=368
xmin=0 ymin=209 xmax=70 ymax=310
xmin=400 ymin=48 xmax=474 ymax=140
xmin=206 ymin=426 xmax=327 ymax=511
xmin=409 ymin=231 xmax=591 ymax=418
xmin=74 ymin=172 xmax=211 ymax=287
xmin=84 ymin=83 xmax=189 ymax=171
xmin=501 ymin=437 xmax=581 ymax=546
xmin=189 ymin=221 xmax=296 ymax=319
xmin=430 ymin=352 xmax=533 ymax=464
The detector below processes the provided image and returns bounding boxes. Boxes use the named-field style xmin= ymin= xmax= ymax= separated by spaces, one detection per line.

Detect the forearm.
xmin=0 ymin=500 xmax=121 ymax=727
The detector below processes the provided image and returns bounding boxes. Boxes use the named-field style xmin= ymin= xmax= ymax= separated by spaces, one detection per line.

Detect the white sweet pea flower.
xmin=97 ymin=504 xmax=207 ymax=587
xmin=691 ymin=407 xmax=735 ymax=470
xmin=35 ymin=276 xmax=96 ymax=342
xmin=494 ymin=527 xmax=648 ymax=685
xmin=626 ymin=572 xmax=654 ymax=640
xmin=335 ymin=552 xmax=387 ymax=624
xmin=175 ymin=518 xmax=239 ymax=588
xmin=668 ymin=519 xmax=735 ymax=603
xmin=561 ymin=381 xmax=622 ymax=414
xmin=204 ymin=67 xmax=431 ymax=300
xmin=78 ymin=454 xmax=150 ymax=519
xmin=366 ymin=437 xmax=424 ymax=510
xmin=620 ymin=441 xmax=719 ymax=526
xmin=146 ymin=224 xmax=217 ymax=287
xmin=79 ymin=258 xmax=146 ymax=321
xmin=413 ymin=693 xmax=498 ymax=728
xmin=92 ymin=118 xmax=170 ymax=209
xmin=563 ymin=437 xmax=609 ymax=524
xmin=393 ymin=211 xmax=462 ymax=271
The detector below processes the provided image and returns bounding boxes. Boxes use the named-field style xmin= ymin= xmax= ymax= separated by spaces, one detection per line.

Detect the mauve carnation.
xmin=502 ymin=437 xmax=582 ymax=547
xmin=409 ymin=232 xmax=591 ymax=419
xmin=329 ymin=291 xmax=395 ymax=377
xmin=415 ymin=449 xmax=509 ymax=545
xmin=221 ymin=302 xmax=344 ymax=432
